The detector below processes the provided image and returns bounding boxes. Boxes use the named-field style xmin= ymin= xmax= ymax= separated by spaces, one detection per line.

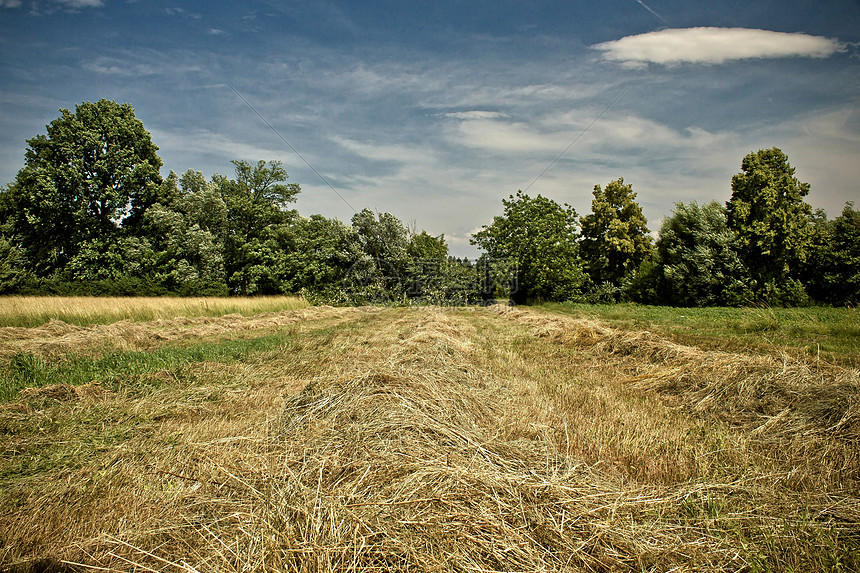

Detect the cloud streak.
xmin=594 ymin=28 xmax=843 ymax=67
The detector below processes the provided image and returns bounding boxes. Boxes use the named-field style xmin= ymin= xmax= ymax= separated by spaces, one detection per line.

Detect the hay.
xmin=226 ymin=311 xmax=738 ymax=571
xmin=0 ymin=306 xmax=359 ymax=362
xmin=17 ymin=382 xmax=105 ymax=405
xmin=4 ymin=306 xmax=857 ymax=572
xmin=491 ymin=305 xmax=860 ymax=446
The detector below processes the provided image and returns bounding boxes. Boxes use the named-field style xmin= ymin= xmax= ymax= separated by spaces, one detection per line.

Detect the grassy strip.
xmin=0 ymin=295 xmax=309 ymax=328
xmin=0 ymin=332 xmax=291 ymax=402
xmin=543 ymin=302 xmax=860 ymax=365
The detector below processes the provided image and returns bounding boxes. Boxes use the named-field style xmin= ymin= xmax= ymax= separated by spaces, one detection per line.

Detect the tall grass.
xmin=0 ymin=295 xmax=309 ymax=328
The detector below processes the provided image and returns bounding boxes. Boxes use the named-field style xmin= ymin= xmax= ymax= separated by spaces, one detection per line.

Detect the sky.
xmin=1 ymin=0 xmax=859 ymax=258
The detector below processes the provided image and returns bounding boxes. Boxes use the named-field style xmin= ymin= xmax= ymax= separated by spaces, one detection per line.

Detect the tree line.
xmin=1 ymin=99 xmax=857 ymax=306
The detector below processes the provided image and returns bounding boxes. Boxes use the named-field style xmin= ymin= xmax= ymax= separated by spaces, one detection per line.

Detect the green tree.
xmin=655 ymin=201 xmax=752 ymax=306
xmin=349 ymin=209 xmax=410 ymax=301
xmin=406 ymin=230 xmax=449 ymax=301
xmin=579 ymin=178 xmax=652 ymax=294
xmin=408 ymin=230 xmax=448 ymax=262
xmin=471 ymin=190 xmax=585 ymax=303
xmin=216 ymin=160 xmax=300 ymax=295
xmin=805 ymin=203 xmax=860 ymax=305
xmin=7 ymin=100 xmax=163 ymax=275
xmin=282 ymin=214 xmax=366 ymax=298
xmin=726 ymin=147 xmax=812 ymax=302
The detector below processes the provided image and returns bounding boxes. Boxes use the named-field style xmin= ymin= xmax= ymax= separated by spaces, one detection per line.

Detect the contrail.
xmin=225 ymin=81 xmax=357 ymax=213
xmin=523 ymin=85 xmax=631 ymax=193
xmin=635 ymin=0 xmax=671 ymax=27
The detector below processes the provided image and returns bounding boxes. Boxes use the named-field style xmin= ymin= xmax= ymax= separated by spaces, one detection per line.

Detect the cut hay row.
xmin=65 ymin=309 xmax=744 ymax=571
xmin=491 ymin=305 xmax=860 ymax=448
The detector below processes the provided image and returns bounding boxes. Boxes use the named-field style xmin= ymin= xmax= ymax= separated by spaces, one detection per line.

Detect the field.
xmin=0 ymin=299 xmax=858 ymax=572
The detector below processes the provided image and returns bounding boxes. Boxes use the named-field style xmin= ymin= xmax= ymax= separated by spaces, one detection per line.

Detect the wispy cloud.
xmin=2 ymin=0 xmax=104 ymax=9
xmin=82 ymin=54 xmax=203 ymax=77
xmin=445 ymin=111 xmax=508 ymax=120
xmin=332 ymin=137 xmax=435 ymax=165
xmin=446 ymin=110 xmax=730 ymax=156
xmin=594 ymin=28 xmax=844 ymax=67
xmin=149 ymin=128 xmax=291 ymax=172
xmin=55 ymin=0 xmax=103 ymax=6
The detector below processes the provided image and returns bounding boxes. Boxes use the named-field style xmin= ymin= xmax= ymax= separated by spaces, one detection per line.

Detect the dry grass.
xmin=0 ymin=305 xmax=354 ymax=363
xmin=0 ymin=295 xmax=310 ymax=328
xmin=1 ymin=305 xmax=858 ymax=572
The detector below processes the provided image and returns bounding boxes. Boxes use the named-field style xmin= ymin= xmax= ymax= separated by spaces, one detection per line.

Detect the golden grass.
xmin=1 ymin=305 xmax=858 ymax=571
xmin=0 ymin=295 xmax=310 ymax=328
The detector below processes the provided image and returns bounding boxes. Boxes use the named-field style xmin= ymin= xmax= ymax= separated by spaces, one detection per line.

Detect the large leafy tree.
xmin=726 ymin=147 xmax=812 ymax=299
xmin=406 ymin=230 xmax=450 ymax=301
xmin=471 ymin=190 xmax=585 ymax=303
xmin=579 ymin=178 xmax=652 ymax=292
xmin=6 ymin=100 xmax=163 ymax=275
xmin=282 ymin=214 xmax=366 ymax=296
xmin=216 ymin=160 xmax=300 ymax=295
xmin=349 ymin=209 xmax=410 ymax=301
xmin=655 ymin=201 xmax=752 ymax=306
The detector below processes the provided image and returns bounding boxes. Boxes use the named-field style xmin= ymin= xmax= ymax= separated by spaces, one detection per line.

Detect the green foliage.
xmin=349 ymin=209 xmax=411 ymax=301
xmin=0 ymin=101 xmax=854 ymax=307
xmin=282 ymin=214 xmax=365 ymax=294
xmin=579 ymin=178 xmax=652 ymax=293
xmin=655 ymin=201 xmax=752 ymax=306
xmin=217 ymin=160 xmax=300 ymax=295
xmin=726 ymin=148 xmax=813 ymax=301
xmin=408 ymin=230 xmax=448 ymax=262
xmin=0 ymin=234 xmax=29 ymax=294
xmin=7 ymin=100 xmax=163 ymax=275
xmin=471 ymin=190 xmax=585 ymax=303
xmin=805 ymin=203 xmax=860 ymax=305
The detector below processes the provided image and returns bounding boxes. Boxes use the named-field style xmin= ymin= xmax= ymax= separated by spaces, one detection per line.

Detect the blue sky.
xmin=1 ymin=0 xmax=859 ymax=257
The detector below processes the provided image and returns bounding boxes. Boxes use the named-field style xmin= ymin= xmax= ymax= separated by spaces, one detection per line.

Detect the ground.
xmin=0 ymin=304 xmax=858 ymax=572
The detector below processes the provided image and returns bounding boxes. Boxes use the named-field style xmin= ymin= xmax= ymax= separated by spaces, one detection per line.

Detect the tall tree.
xmin=216 ymin=160 xmax=300 ymax=295
xmin=579 ymin=178 xmax=652 ymax=291
xmin=471 ymin=190 xmax=585 ymax=303
xmin=282 ymin=214 xmax=366 ymax=296
xmin=655 ymin=201 xmax=752 ymax=306
xmin=349 ymin=209 xmax=410 ymax=301
xmin=726 ymin=147 xmax=812 ymax=299
xmin=7 ymin=100 xmax=163 ymax=275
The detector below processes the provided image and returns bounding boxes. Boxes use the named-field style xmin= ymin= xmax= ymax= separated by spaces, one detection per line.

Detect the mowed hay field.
xmin=0 ymin=303 xmax=858 ymax=572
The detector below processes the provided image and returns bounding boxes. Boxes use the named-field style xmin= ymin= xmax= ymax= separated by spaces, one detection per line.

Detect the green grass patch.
xmin=541 ymin=302 xmax=860 ymax=366
xmin=0 ymin=331 xmax=292 ymax=402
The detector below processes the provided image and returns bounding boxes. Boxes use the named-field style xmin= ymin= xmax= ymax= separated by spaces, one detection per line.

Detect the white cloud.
xmin=149 ymin=128 xmax=290 ymax=170
xmin=0 ymin=0 xmax=23 ymax=8
xmin=54 ymin=0 xmax=103 ymax=7
xmin=593 ymin=28 xmax=844 ymax=67
xmin=82 ymin=55 xmax=203 ymax=77
xmin=447 ymin=110 xmax=731 ymax=156
xmin=450 ymin=117 xmax=568 ymax=153
xmin=445 ymin=111 xmax=508 ymax=120
xmin=332 ymin=137 xmax=433 ymax=165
